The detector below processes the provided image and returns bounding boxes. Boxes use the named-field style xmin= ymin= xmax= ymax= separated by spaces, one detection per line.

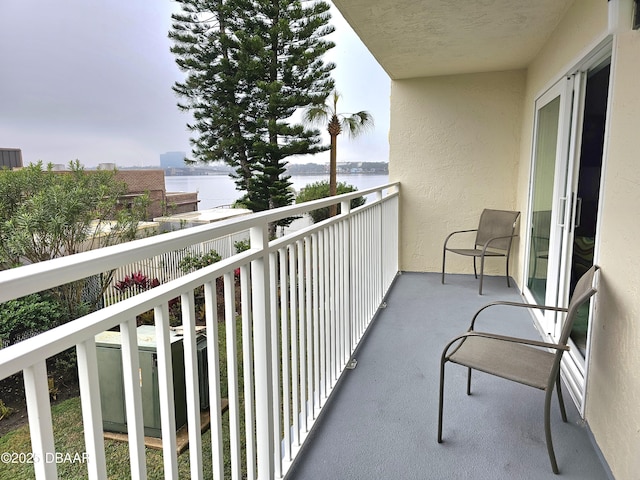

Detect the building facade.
xmin=0 ymin=148 xmax=23 ymax=169
xmin=114 ymin=169 xmax=198 ymax=219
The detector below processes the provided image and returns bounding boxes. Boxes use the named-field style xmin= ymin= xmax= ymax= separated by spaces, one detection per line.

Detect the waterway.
xmin=165 ymin=174 xmax=389 ymax=210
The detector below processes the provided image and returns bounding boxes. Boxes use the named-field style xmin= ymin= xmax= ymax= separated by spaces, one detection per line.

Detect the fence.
xmin=0 ymin=182 xmax=399 ymax=480
xmin=102 ymin=230 xmax=249 ymax=306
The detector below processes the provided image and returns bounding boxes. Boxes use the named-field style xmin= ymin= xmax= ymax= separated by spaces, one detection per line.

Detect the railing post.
xmin=23 ymin=361 xmax=57 ymax=480
xmin=120 ymin=318 xmax=147 ymax=480
xmin=250 ymin=223 xmax=275 ymax=479
xmin=154 ymin=303 xmax=179 ymax=479
xmin=76 ymin=338 xmax=108 ymax=480
xmin=341 ymin=199 xmax=352 ymax=356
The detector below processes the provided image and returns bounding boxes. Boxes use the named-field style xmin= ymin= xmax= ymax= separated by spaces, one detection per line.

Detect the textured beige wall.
xmin=389 ymin=70 xmax=525 ymax=273
xmin=512 ymin=1 xmax=640 ymax=478
xmin=584 ymin=31 xmax=640 ymax=480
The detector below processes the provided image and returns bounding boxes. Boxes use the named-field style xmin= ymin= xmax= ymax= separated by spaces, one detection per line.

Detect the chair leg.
xmin=442 ymin=249 xmax=447 ymax=284
xmin=478 ymin=255 xmax=485 ymax=295
xmin=438 ymin=360 xmax=446 ymax=443
xmin=544 ymin=389 xmax=560 ymax=474
xmin=505 ymin=255 xmax=512 ymax=288
xmin=466 ymin=368 xmax=472 ymax=395
xmin=556 ymin=374 xmax=567 ymax=423
xmin=473 ymin=256 xmax=478 ymax=279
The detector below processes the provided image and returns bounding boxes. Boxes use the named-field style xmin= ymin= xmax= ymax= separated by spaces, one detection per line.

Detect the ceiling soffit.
xmin=333 ymin=0 xmax=576 ymax=79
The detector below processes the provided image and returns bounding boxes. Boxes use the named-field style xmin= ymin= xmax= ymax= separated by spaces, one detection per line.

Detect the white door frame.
xmin=523 ymin=41 xmax=612 ymax=415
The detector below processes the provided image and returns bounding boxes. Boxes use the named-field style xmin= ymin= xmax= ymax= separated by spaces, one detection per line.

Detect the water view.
xmin=165 ymin=174 xmax=390 ymax=210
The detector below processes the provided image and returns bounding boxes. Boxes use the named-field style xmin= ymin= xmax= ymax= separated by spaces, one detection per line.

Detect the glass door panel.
xmin=524 ymin=77 xmax=574 ymax=337
xmin=527 ymin=97 xmax=560 ymax=305
xmin=567 ymin=62 xmax=609 ymax=357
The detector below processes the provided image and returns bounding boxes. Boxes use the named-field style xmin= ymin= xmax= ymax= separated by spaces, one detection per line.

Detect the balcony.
xmin=285 ymin=272 xmax=610 ymax=480
xmin=0 ymin=183 xmax=608 ymax=479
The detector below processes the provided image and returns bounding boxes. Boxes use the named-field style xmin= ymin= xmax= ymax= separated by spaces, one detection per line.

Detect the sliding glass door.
xmin=524 ymin=52 xmax=610 ymax=412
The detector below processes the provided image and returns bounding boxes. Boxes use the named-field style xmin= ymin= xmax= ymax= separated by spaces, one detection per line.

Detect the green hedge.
xmin=295 ymin=180 xmax=365 ymax=223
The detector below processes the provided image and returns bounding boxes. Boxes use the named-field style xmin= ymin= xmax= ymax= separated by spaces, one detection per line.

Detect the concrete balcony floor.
xmin=285 ymin=272 xmax=611 ymax=480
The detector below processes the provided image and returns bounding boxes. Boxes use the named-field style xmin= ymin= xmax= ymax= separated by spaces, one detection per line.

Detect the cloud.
xmin=0 ymin=1 xmax=389 ymax=168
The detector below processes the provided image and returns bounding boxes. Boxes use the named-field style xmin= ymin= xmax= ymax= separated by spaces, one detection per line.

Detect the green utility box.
xmin=96 ymin=325 xmax=205 ymax=438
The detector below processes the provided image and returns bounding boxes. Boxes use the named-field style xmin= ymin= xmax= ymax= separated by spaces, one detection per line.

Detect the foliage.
xmin=179 ymin=249 xmax=222 ymax=274
xmin=0 ymin=161 xmax=148 ymax=267
xmin=0 ymin=400 xmax=13 ymax=420
xmin=114 ymin=271 xmax=160 ymax=293
xmin=0 ymin=161 xmax=149 ymax=318
xmin=234 ymin=239 xmax=250 ymax=253
xmin=0 ymin=293 xmax=66 ymax=345
xmin=170 ymin=0 xmax=336 ymax=236
xmin=296 ymin=180 xmax=365 ymax=223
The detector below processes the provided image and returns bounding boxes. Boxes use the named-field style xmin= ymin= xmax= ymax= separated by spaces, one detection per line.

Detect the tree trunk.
xmin=329 ymin=133 xmax=338 ymax=217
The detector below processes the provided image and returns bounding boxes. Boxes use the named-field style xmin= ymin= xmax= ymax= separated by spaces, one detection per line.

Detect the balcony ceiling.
xmin=333 ymin=0 xmax=576 ymax=79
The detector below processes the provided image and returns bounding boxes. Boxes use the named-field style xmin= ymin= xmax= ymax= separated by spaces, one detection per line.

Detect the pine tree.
xmin=170 ymin=0 xmax=335 ymax=235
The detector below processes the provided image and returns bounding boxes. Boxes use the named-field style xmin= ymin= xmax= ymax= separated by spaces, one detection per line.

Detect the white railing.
xmin=0 ymin=182 xmax=399 ymax=480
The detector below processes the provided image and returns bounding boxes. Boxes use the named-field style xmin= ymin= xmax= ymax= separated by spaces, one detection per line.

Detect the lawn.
xmin=0 ymin=396 xmax=228 ymax=479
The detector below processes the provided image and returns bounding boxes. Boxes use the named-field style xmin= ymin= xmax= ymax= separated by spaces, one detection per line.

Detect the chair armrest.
xmin=462 ymin=331 xmax=570 ymax=351
xmin=480 ymin=234 xmax=518 ymax=253
xmin=443 ymin=229 xmax=478 ymax=249
xmin=470 ymin=301 xmax=568 ymax=330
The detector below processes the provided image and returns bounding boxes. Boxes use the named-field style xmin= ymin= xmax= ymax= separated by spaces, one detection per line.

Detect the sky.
xmin=0 ymin=1 xmax=390 ymax=168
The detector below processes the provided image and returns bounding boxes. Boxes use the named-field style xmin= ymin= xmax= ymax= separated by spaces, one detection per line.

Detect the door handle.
xmin=575 ymin=196 xmax=583 ymax=229
xmin=558 ymin=197 xmax=567 ymax=227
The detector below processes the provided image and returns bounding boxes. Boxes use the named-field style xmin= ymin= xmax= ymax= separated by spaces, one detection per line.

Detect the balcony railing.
xmin=0 ymin=182 xmax=399 ymax=480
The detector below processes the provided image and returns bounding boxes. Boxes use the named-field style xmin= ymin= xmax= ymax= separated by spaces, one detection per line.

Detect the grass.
xmin=0 ymin=319 xmax=247 ymax=480
xmin=0 ymin=396 xmax=223 ymax=479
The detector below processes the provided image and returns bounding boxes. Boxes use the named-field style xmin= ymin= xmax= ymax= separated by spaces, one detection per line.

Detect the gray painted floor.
xmin=285 ymin=272 xmax=611 ymax=480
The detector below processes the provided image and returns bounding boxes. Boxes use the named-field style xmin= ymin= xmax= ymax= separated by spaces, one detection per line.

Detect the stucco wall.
xmin=513 ymin=0 xmax=640 ymax=478
xmin=389 ymin=70 xmax=525 ymax=274
xmin=585 ymin=30 xmax=640 ymax=480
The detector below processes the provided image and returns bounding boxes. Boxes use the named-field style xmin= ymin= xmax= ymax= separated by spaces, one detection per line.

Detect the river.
xmin=165 ymin=174 xmax=390 ymax=210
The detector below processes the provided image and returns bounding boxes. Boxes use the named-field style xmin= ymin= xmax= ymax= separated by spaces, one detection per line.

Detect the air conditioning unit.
xmin=95 ymin=326 xmax=209 ymax=438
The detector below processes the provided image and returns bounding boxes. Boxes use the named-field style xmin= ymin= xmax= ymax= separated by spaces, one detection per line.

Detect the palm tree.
xmin=304 ymin=90 xmax=374 ymax=215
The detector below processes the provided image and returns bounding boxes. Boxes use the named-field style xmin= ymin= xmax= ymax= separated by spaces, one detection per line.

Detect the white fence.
xmin=102 ymin=230 xmax=250 ymax=306
xmin=0 ymin=183 xmax=399 ymax=480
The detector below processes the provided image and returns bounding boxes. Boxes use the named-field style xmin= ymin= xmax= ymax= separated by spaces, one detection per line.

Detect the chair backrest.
xmin=475 ymin=209 xmax=520 ymax=251
xmin=558 ymin=265 xmax=599 ymax=347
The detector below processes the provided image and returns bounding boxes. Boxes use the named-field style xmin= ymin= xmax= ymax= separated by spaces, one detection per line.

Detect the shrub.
xmin=179 ymin=249 xmax=222 ymax=274
xmin=114 ymin=271 xmax=160 ymax=293
xmin=234 ymin=239 xmax=250 ymax=253
xmin=0 ymin=293 xmax=66 ymax=345
xmin=295 ymin=180 xmax=365 ymax=223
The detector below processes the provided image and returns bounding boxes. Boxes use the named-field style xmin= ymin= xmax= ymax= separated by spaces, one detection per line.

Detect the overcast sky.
xmin=0 ymin=1 xmax=390 ymax=168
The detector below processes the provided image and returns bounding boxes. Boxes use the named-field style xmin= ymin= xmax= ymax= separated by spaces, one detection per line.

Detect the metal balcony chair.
xmin=442 ymin=209 xmax=520 ymax=294
xmin=437 ymin=265 xmax=599 ymax=474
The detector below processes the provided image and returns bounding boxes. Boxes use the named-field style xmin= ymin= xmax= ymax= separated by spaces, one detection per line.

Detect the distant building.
xmin=0 ymin=148 xmax=23 ymax=169
xmin=160 ymin=151 xmax=186 ymax=169
xmin=114 ymin=169 xmax=198 ymax=220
